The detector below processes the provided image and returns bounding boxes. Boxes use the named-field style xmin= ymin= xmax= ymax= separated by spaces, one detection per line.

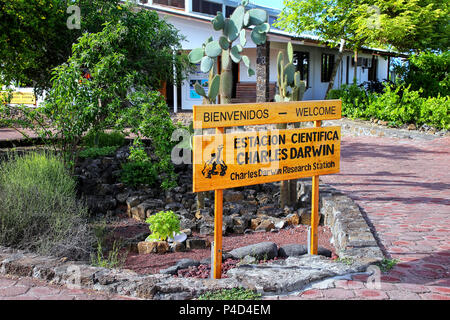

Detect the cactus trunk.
xmin=188 ymin=2 xmax=270 ymax=211
xmin=276 ymin=42 xmax=307 ymax=208
xmin=220 ymin=49 xmax=233 ymax=104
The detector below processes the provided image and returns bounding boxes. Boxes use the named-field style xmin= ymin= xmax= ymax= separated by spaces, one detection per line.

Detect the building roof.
xmin=139 ymin=2 xmax=407 ymax=57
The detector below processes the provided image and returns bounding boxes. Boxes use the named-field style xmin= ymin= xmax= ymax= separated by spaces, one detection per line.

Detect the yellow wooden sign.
xmin=193 ymin=126 xmax=340 ymax=192
xmin=192 ymin=100 xmax=342 ymax=279
xmin=193 ymin=100 xmax=341 ymax=129
xmin=1 ymin=91 xmax=36 ymax=105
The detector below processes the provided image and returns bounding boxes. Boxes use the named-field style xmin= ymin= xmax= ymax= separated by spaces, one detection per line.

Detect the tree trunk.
xmin=325 ymin=39 xmax=346 ymax=99
xmin=353 ymin=49 xmax=358 ymax=84
xmin=256 ymin=42 xmax=270 ymax=103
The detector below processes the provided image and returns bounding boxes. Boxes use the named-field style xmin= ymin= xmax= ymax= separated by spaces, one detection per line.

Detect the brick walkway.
xmin=0 ymin=274 xmax=136 ymax=300
xmin=275 ymin=135 xmax=450 ymax=300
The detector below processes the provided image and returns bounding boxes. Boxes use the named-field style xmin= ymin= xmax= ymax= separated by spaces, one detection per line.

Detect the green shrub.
xmin=78 ymin=146 xmax=118 ymax=159
xmin=365 ymin=84 xmax=423 ymax=127
xmin=120 ymin=161 xmax=158 ymax=187
xmin=128 ymin=138 xmax=150 ymax=163
xmin=121 ymin=91 xmax=179 ymax=189
xmin=145 ymin=210 xmax=180 ymax=241
xmin=82 ymin=130 xmax=126 ymax=148
xmin=419 ymin=95 xmax=450 ymax=130
xmin=395 ymin=51 xmax=450 ymax=98
xmin=0 ymin=152 xmax=94 ymax=260
xmin=197 ymin=288 xmax=262 ymax=300
xmin=328 ymin=84 xmax=374 ymax=119
xmin=329 ymin=83 xmax=449 ymax=130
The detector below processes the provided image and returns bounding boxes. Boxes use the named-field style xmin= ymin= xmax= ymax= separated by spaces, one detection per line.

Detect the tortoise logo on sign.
xmin=201 ymin=145 xmax=228 ymax=179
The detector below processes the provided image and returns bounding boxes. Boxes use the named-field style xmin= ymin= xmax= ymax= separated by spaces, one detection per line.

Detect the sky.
xmin=251 ymin=0 xmax=284 ymax=10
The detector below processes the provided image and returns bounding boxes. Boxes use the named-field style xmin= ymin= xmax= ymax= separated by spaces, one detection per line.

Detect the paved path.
xmin=273 ymin=135 xmax=450 ymax=300
xmin=0 ymin=274 xmax=136 ymax=300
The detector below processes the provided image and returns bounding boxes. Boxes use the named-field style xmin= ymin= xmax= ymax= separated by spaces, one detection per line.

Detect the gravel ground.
xmin=120 ymin=218 xmax=335 ymax=275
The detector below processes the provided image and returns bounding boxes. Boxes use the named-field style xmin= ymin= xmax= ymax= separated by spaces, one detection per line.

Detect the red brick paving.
xmin=0 ymin=274 xmax=135 ymax=300
xmin=274 ymin=135 xmax=450 ymax=300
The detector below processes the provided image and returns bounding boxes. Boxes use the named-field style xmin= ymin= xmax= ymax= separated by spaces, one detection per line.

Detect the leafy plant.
xmin=197 ymin=288 xmax=262 ymax=300
xmin=328 ymin=83 xmax=374 ymax=119
xmin=127 ymin=138 xmax=150 ymax=163
xmin=120 ymin=91 xmax=179 ymax=189
xmin=0 ymin=0 xmax=190 ymax=93
xmin=78 ymin=146 xmax=118 ymax=159
xmin=145 ymin=210 xmax=180 ymax=242
xmin=1 ymin=6 xmax=189 ymax=174
xmin=376 ymin=258 xmax=399 ymax=273
xmin=120 ymin=161 xmax=158 ymax=188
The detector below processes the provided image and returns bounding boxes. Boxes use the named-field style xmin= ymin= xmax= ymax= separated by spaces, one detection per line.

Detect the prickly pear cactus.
xmin=275 ymin=42 xmax=306 ymax=103
xmin=276 ymin=42 xmax=307 ymax=208
xmin=188 ymin=0 xmax=270 ymax=104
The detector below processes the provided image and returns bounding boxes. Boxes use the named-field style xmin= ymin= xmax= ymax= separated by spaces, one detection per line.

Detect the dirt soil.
xmin=110 ymin=217 xmax=336 ymax=275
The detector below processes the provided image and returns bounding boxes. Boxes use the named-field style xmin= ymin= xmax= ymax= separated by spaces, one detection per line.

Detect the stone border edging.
xmin=0 ymin=185 xmax=384 ymax=299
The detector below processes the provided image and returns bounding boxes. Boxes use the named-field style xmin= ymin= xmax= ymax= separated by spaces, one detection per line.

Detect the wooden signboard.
xmin=193 ymin=126 xmax=341 ymax=192
xmin=1 ymin=91 xmax=36 ymax=105
xmin=193 ymin=100 xmax=342 ymax=279
xmin=193 ymin=99 xmax=341 ymax=129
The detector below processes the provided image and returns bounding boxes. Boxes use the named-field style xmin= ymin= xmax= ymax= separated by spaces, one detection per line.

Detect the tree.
xmin=2 ymin=15 xmax=184 ymax=188
xmin=360 ymin=0 xmax=449 ymax=53
xmin=276 ymin=0 xmax=450 ymax=98
xmin=0 ymin=0 xmax=188 ymax=93
xmin=277 ymin=0 xmax=369 ymax=98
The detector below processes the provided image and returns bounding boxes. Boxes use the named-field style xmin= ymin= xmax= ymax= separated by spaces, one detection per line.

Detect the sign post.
xmin=193 ymin=100 xmax=342 ymax=279
xmin=213 ymin=126 xmax=224 ymax=279
xmin=310 ymin=120 xmax=321 ymax=255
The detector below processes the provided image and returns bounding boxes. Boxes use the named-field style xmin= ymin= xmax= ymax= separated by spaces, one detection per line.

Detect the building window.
xmin=152 ymin=0 xmax=185 ymax=9
xmin=193 ymin=0 xmax=222 ymax=16
xmin=293 ymin=51 xmax=309 ymax=88
xmin=225 ymin=6 xmax=236 ymax=17
xmin=321 ymin=53 xmax=335 ymax=82
xmin=368 ymin=57 xmax=378 ymax=81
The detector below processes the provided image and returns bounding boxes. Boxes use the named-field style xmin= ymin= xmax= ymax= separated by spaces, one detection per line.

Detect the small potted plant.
xmin=138 ymin=210 xmax=182 ymax=255
xmin=145 ymin=210 xmax=181 ymax=242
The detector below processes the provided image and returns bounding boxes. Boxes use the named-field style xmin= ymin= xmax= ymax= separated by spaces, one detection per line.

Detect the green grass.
xmin=197 ymin=288 xmax=262 ymax=300
xmin=91 ymin=240 xmax=126 ymax=269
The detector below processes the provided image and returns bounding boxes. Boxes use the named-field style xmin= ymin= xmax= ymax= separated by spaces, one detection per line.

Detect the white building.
xmin=138 ymin=0 xmax=402 ymax=112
